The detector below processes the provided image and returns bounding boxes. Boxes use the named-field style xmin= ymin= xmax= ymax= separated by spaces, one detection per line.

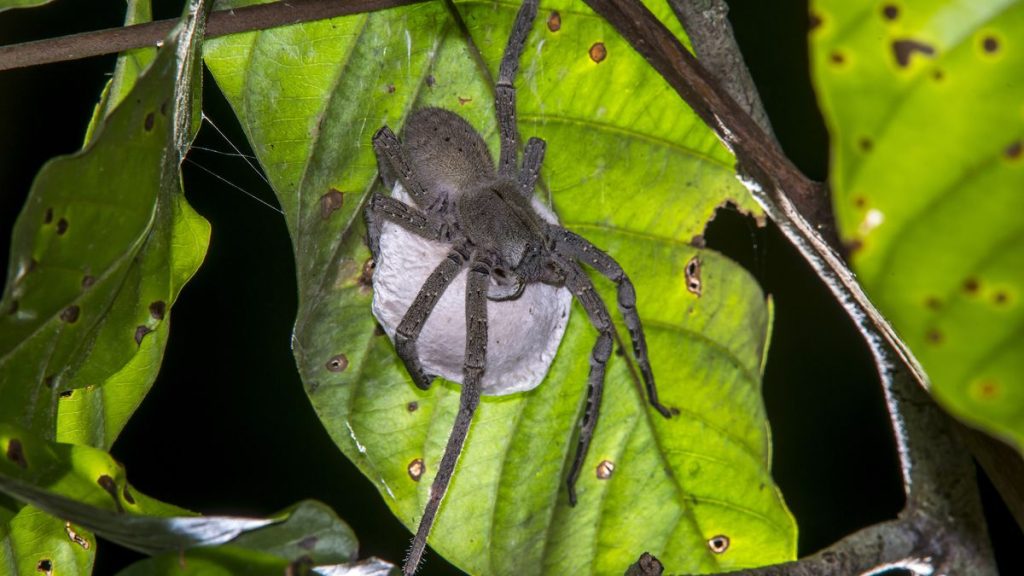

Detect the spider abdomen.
xmin=402 ymin=108 xmax=495 ymax=200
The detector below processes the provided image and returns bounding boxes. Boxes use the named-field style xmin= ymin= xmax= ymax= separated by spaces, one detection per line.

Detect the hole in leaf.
xmin=134 ymin=325 xmax=152 ymax=345
xmin=326 ymin=354 xmax=349 ymax=372
xmin=36 ymin=559 xmax=52 ymax=575
xmin=43 ymin=207 xmax=53 ymax=224
xmin=65 ymin=522 xmax=90 ymax=549
xmin=56 ymin=218 xmax=69 ymax=235
xmin=708 ymin=535 xmax=730 ymax=554
xmin=149 ymin=301 xmax=166 ymax=320
xmin=408 ymin=458 xmax=425 ymax=481
xmin=684 ymin=256 xmax=702 ymax=297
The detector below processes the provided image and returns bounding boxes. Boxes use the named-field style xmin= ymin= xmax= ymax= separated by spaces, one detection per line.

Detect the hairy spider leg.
xmin=394 ymin=246 xmax=470 ymax=390
xmin=559 ymin=262 xmax=615 ymax=506
xmin=404 ymin=257 xmax=490 ymax=576
xmin=365 ymin=194 xmax=446 ymax=258
xmin=372 ymin=126 xmax=434 ymax=207
xmin=557 ymin=228 xmax=674 ymax=419
xmin=557 ymin=227 xmax=675 ymax=416
xmin=517 ymin=137 xmax=546 ymax=196
xmin=496 ymin=0 xmax=540 ymax=177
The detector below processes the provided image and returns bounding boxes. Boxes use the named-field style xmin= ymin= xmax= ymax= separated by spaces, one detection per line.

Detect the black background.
xmin=0 ymin=1 xmax=1019 ymax=574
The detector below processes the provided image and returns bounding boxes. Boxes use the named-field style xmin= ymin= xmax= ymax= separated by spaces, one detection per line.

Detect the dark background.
xmin=0 ymin=1 xmax=1018 ymax=574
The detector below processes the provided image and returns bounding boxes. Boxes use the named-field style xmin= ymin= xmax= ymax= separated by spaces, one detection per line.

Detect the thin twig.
xmin=0 ymin=0 xmax=428 ymax=73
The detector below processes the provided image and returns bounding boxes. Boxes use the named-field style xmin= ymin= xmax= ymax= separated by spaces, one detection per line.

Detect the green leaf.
xmin=0 ymin=0 xmax=210 ymax=449
xmin=204 ymin=0 xmax=794 ymax=573
xmin=0 ymin=424 xmax=377 ymax=574
xmin=811 ymin=1 xmax=1024 ymax=449
xmin=0 ymin=2 xmax=210 ymax=573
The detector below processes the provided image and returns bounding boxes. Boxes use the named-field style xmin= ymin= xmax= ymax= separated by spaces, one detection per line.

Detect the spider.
xmin=364 ymin=0 xmax=672 ymax=572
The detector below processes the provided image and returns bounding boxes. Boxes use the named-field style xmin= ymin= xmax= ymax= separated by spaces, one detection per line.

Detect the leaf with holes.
xmin=0 ymin=1 xmax=209 ymax=448
xmin=0 ymin=423 xmax=380 ymax=575
xmin=811 ymin=0 xmax=1024 ymax=450
xmin=204 ymin=0 xmax=795 ymax=572
xmin=0 ymin=1 xmax=209 ymax=573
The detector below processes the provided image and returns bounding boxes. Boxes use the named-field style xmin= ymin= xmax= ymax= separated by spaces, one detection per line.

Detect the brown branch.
xmin=0 ymin=0 xmax=428 ymax=73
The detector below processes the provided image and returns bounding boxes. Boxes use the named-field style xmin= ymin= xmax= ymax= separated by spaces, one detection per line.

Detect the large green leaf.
xmin=204 ymin=0 xmax=794 ymax=573
xmin=0 ymin=0 xmax=53 ymax=12
xmin=811 ymin=1 xmax=1024 ymax=449
xmin=0 ymin=1 xmax=210 ymax=573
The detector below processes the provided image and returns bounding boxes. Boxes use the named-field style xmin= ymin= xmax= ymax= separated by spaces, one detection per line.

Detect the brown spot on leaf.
xmin=982 ymin=36 xmax=999 ymax=53
xmin=808 ymin=13 xmax=822 ymax=31
xmin=6 ymin=439 xmax=27 ymax=469
xmin=596 ymin=459 xmax=615 ymax=479
xmin=971 ymin=378 xmax=1002 ymax=400
xmin=932 ymin=69 xmax=945 ymax=81
xmin=963 ymin=277 xmax=980 ymax=294
xmin=320 ymin=189 xmax=344 ymax=219
xmin=97 ymin=474 xmax=125 ymax=513
xmin=82 ymin=275 xmax=96 ymax=289
xmin=43 ymin=207 xmax=53 ymax=224
xmin=589 ymin=42 xmax=607 ymax=63
xmin=993 ymin=291 xmax=1010 ymax=305
xmin=65 ymin=522 xmax=90 ymax=549
xmin=547 ymin=11 xmax=561 ymax=32
xmin=407 ymin=401 xmax=419 ymax=412
xmin=359 ymin=258 xmax=375 ymax=290
xmin=1004 ymin=140 xmax=1022 ymax=160
xmin=882 ymin=4 xmax=899 ymax=20
xmin=708 ymin=535 xmax=730 ymax=554
xmin=408 ymin=458 xmax=425 ymax=481
xmin=149 ymin=301 xmax=166 ymax=320
xmin=684 ymin=256 xmax=702 ymax=297
xmin=386 ymin=84 xmax=396 ymax=94
xmin=892 ymin=39 xmax=936 ymax=67
xmin=326 ymin=354 xmax=349 ymax=372
xmin=425 ymin=74 xmax=435 ymax=87
xmin=925 ymin=328 xmax=943 ymax=344
xmin=924 ymin=296 xmax=942 ymax=310
xmin=135 ymin=325 xmax=152 ymax=345
xmin=853 ymin=196 xmax=867 ymax=208
xmin=457 ymin=96 xmax=473 ymax=105
xmin=858 ymin=137 xmax=873 ymax=152
xmin=36 ymin=559 xmax=52 ymax=575
xmin=144 ymin=112 xmax=155 ymax=131
xmin=56 ymin=218 xmax=69 ymax=235
xmin=829 ymin=51 xmax=845 ymax=65
xmin=61 ymin=305 xmax=80 ymax=323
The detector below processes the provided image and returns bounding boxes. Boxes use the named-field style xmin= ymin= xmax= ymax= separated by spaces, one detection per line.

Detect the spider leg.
xmin=496 ymin=0 xmax=540 ymax=177
xmin=560 ymin=263 xmax=614 ymax=506
xmin=372 ymin=125 xmax=433 ymax=207
xmin=517 ymin=136 xmax=546 ymax=196
xmin=394 ymin=245 xmax=470 ymax=390
xmin=404 ymin=256 xmax=489 ymax=576
xmin=557 ymin=229 xmax=673 ymax=419
xmin=365 ymin=193 xmax=451 ymax=259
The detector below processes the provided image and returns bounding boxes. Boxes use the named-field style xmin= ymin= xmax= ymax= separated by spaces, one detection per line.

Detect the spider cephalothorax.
xmin=364 ymin=1 xmax=672 ymax=573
